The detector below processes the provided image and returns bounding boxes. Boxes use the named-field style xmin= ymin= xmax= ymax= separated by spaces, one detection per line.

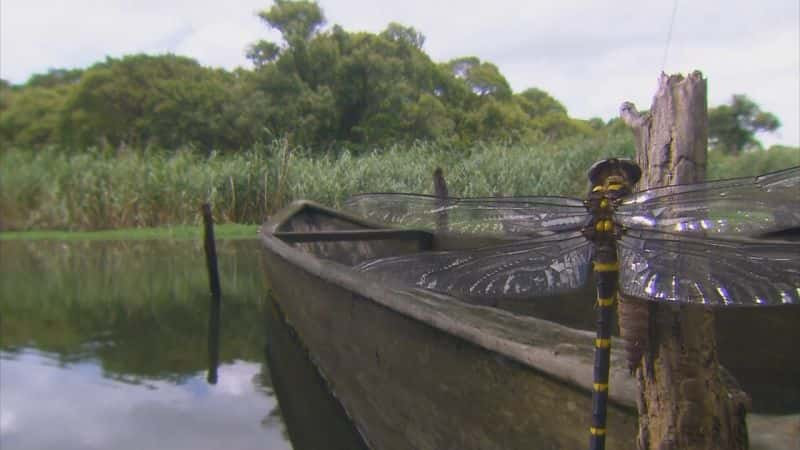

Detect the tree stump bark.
xmin=619 ymin=71 xmax=750 ymax=450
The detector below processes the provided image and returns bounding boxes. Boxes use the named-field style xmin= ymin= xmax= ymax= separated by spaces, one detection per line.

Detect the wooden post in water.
xmin=201 ymin=203 xmax=222 ymax=385
xmin=620 ymin=72 xmax=749 ymax=449
xmin=433 ymin=167 xmax=449 ymax=232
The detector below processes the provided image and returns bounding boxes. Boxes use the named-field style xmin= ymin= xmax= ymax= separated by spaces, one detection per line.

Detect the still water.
xmin=2 ymin=239 xmax=798 ymax=449
xmin=0 ymin=239 xmax=305 ymax=450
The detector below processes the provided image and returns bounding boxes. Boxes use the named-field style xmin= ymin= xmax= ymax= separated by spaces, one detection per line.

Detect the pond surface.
xmin=0 ymin=239 xmax=294 ymax=450
xmin=2 ymin=238 xmax=797 ymax=449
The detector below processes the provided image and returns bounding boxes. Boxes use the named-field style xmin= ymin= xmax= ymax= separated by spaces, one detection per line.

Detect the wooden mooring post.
xmin=433 ymin=167 xmax=449 ymax=232
xmin=201 ymin=203 xmax=222 ymax=385
xmin=620 ymin=71 xmax=749 ymax=449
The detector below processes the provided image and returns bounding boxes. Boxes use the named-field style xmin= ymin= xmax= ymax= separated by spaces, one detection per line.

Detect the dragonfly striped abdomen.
xmin=344 ymin=159 xmax=800 ymax=450
xmin=582 ymin=159 xmax=641 ymax=450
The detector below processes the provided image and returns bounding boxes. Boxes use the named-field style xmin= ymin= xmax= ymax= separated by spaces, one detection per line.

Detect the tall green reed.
xmin=2 ymin=135 xmax=797 ymax=231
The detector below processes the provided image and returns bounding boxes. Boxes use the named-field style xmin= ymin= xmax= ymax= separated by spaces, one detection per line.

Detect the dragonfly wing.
xmin=616 ymin=166 xmax=800 ymax=236
xmin=356 ymin=232 xmax=594 ymax=299
xmin=618 ymin=230 xmax=800 ymax=306
xmin=344 ymin=193 xmax=589 ymax=236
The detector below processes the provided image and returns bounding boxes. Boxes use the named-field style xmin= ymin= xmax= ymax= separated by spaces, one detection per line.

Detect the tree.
xmin=25 ymin=68 xmax=84 ymax=88
xmin=445 ymin=57 xmax=512 ymax=100
xmin=461 ymin=98 xmax=531 ymax=142
xmin=0 ymin=84 xmax=72 ymax=147
xmin=512 ymin=88 xmax=593 ymax=141
xmin=245 ymin=9 xmax=448 ymax=148
xmin=708 ymin=94 xmax=781 ymax=154
xmin=330 ymin=31 xmax=442 ymax=145
xmin=514 ymin=88 xmax=567 ymax=117
xmin=61 ymin=54 xmax=239 ymax=151
xmin=381 ymin=22 xmax=425 ymax=49
xmin=4 ymin=1 xmax=603 ymax=151
xmin=246 ymin=41 xmax=281 ymax=67
xmin=0 ymin=79 xmax=12 ymax=114
xmin=258 ymin=0 xmax=324 ymax=44
xmin=250 ymin=0 xmax=326 ymax=86
xmin=0 ymin=71 xmax=83 ymax=148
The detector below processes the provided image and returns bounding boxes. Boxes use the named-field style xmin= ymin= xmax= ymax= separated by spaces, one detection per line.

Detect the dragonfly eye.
xmin=588 ymin=158 xmax=642 ymax=187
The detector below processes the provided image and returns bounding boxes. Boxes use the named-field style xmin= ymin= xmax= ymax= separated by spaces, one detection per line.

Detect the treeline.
xmin=0 ymin=1 xmax=785 ymax=155
xmin=0 ymin=1 xmax=637 ymax=154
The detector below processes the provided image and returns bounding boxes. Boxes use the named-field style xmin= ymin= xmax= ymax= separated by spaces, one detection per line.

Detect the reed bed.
xmin=1 ymin=136 xmax=797 ymax=231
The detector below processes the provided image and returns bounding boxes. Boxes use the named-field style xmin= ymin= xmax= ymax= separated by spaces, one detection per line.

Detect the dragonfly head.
xmin=588 ymin=159 xmax=642 ymax=196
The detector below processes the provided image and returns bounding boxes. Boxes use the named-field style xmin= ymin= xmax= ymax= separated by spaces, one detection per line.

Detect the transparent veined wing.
xmin=618 ymin=229 xmax=800 ymax=306
xmin=355 ymin=231 xmax=594 ymax=299
xmin=344 ymin=193 xmax=589 ymax=236
xmin=616 ymin=165 xmax=800 ymax=236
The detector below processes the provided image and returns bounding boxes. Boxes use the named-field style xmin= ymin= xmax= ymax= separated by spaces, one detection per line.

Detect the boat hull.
xmin=261 ymin=201 xmax=639 ymax=449
xmin=260 ymin=200 xmax=799 ymax=449
xmin=262 ymin=244 xmax=638 ymax=449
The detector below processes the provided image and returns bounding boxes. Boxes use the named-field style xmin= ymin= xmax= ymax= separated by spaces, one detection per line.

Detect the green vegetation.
xmin=3 ymin=137 xmax=797 ymax=232
xmin=2 ymin=2 xmax=781 ymax=154
xmin=706 ymin=145 xmax=800 ymax=179
xmin=0 ymin=1 xmax=610 ymax=152
xmin=1 ymin=1 xmax=794 ymax=233
xmin=0 ymin=224 xmax=259 ymax=241
xmin=0 ymin=239 xmax=266 ymax=380
xmin=708 ymin=95 xmax=781 ymax=155
xmin=1 ymin=135 xmax=637 ymax=231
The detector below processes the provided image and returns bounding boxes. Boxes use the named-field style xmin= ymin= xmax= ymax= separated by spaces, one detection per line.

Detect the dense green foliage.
xmin=1 ymin=1 xmax=793 ymax=233
xmin=0 ymin=136 xmax=624 ymax=230
xmin=1 ymin=56 xmax=241 ymax=151
xmin=706 ymin=145 xmax=799 ymax=179
xmin=0 ymin=223 xmax=258 ymax=241
xmin=2 ymin=135 xmax=797 ymax=232
xmin=1 ymin=1 xmax=602 ymax=152
xmin=2 ymin=2 xmax=782 ymax=155
xmin=708 ymin=94 xmax=781 ymax=155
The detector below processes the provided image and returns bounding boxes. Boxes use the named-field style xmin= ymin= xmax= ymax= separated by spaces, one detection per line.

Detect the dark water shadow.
xmin=264 ymin=294 xmax=370 ymax=450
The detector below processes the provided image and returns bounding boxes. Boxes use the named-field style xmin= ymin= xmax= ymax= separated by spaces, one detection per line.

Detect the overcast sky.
xmin=2 ymin=0 xmax=798 ymax=148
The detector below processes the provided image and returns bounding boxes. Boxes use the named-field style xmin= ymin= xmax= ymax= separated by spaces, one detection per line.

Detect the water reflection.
xmin=1 ymin=351 xmax=290 ymax=450
xmin=264 ymin=296 xmax=369 ymax=450
xmin=0 ymin=239 xmax=291 ymax=450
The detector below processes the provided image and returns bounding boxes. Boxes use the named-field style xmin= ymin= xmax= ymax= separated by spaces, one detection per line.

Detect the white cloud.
xmin=0 ymin=0 xmax=270 ymax=78
xmin=0 ymin=352 xmax=289 ymax=450
xmin=1 ymin=0 xmax=797 ymax=146
xmin=211 ymin=359 xmax=261 ymax=396
xmin=0 ymin=409 xmax=16 ymax=435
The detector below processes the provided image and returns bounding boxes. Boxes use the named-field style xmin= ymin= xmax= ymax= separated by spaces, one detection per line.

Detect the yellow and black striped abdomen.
xmin=584 ymin=160 xmax=638 ymax=450
xmin=589 ymin=258 xmax=619 ymax=450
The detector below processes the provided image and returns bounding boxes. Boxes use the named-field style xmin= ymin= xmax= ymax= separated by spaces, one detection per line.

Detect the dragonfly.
xmin=343 ymin=158 xmax=800 ymax=450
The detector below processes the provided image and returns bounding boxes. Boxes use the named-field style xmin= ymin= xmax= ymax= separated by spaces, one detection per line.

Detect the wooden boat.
xmin=260 ymin=200 xmax=800 ymax=450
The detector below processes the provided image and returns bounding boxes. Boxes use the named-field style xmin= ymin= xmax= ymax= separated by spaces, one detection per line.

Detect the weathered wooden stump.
xmin=620 ymin=71 xmax=749 ymax=450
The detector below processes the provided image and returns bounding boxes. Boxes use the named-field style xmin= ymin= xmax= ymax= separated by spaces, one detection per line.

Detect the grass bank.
xmin=1 ymin=136 xmax=797 ymax=231
xmin=0 ymin=223 xmax=259 ymax=241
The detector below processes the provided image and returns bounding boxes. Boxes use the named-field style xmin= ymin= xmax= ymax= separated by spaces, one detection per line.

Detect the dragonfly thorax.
xmin=584 ymin=168 xmax=635 ymax=243
xmin=584 ymin=191 xmax=620 ymax=243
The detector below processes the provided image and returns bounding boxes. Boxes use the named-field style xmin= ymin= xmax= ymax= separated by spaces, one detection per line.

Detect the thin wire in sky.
xmin=661 ymin=0 xmax=680 ymax=72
